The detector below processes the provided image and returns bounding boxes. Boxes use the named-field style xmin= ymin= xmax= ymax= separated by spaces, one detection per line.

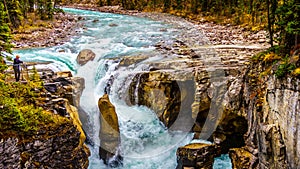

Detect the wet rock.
xmin=53 ymin=77 xmax=72 ymax=85
xmin=229 ymin=147 xmax=257 ymax=169
xmin=70 ymin=77 xmax=85 ymax=108
xmin=176 ymin=143 xmax=220 ymax=169
xmin=76 ymin=49 xmax=96 ymax=66
xmin=109 ymin=23 xmax=118 ymax=27
xmin=78 ymin=107 xmax=94 ymax=146
xmin=98 ymin=94 xmax=123 ymax=167
xmin=130 ymin=71 xmax=195 ymax=131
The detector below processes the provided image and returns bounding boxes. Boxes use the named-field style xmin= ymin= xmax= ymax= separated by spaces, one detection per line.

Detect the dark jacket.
xmin=13 ymin=58 xmax=23 ymax=68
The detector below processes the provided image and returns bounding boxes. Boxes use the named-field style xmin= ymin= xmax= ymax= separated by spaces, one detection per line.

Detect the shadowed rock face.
xmin=0 ymin=109 xmax=90 ymax=169
xmin=98 ymin=94 xmax=123 ymax=167
xmin=128 ymin=71 xmax=195 ymax=131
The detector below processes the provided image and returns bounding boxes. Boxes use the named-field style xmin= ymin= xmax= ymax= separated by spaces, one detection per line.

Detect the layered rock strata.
xmin=229 ymin=63 xmax=300 ymax=169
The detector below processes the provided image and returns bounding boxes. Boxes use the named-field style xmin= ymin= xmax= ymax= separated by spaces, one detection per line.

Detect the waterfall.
xmin=13 ymin=7 xmax=232 ymax=169
xmin=133 ymin=73 xmax=142 ymax=104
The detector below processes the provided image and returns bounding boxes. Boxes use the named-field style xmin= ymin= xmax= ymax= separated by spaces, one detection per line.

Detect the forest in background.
xmin=0 ymin=0 xmax=299 ymax=56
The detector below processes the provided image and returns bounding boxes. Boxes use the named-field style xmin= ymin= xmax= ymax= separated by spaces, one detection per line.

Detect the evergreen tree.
xmin=6 ymin=0 xmax=23 ymax=28
xmin=275 ymin=0 xmax=300 ymax=55
xmin=0 ymin=2 xmax=13 ymax=54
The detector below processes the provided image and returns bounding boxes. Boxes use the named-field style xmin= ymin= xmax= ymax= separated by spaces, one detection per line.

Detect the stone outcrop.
xmin=102 ymin=30 xmax=253 ymax=164
xmin=119 ymin=55 xmax=149 ymax=66
xmin=0 ymin=99 xmax=90 ymax=169
xmin=109 ymin=22 xmax=298 ymax=169
xmin=128 ymin=70 xmax=196 ymax=131
xmin=176 ymin=143 xmax=221 ymax=169
xmin=0 ymin=69 xmax=90 ymax=168
xmin=76 ymin=49 xmax=96 ymax=66
xmin=98 ymin=94 xmax=122 ymax=167
xmin=37 ymin=70 xmax=85 ymax=111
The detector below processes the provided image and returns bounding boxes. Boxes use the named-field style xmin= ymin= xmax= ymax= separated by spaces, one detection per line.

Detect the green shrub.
xmin=0 ymin=63 xmax=67 ymax=137
xmin=275 ymin=57 xmax=296 ymax=78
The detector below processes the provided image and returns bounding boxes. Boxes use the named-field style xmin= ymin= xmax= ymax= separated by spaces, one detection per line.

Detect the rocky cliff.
xmin=0 ymin=70 xmax=90 ymax=169
xmin=229 ymin=61 xmax=300 ymax=169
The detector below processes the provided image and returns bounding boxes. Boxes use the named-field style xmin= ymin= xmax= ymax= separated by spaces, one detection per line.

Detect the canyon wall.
xmin=230 ymin=64 xmax=300 ymax=169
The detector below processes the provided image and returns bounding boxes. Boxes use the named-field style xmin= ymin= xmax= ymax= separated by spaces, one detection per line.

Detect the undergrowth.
xmin=0 ymin=61 xmax=69 ymax=137
xmin=252 ymin=45 xmax=300 ymax=78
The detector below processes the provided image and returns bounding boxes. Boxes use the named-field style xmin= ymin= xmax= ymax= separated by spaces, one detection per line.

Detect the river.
xmin=14 ymin=8 xmax=231 ymax=169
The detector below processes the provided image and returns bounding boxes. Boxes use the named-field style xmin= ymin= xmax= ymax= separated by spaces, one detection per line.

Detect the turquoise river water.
xmin=13 ymin=8 xmax=232 ymax=169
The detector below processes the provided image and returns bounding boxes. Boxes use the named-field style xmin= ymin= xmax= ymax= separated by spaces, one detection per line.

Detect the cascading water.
xmin=13 ymin=8 xmax=231 ymax=169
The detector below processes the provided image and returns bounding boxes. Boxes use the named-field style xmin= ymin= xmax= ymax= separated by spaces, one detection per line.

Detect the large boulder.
xmin=76 ymin=49 xmax=96 ymax=66
xmin=98 ymin=94 xmax=122 ymax=167
xmin=176 ymin=143 xmax=221 ymax=169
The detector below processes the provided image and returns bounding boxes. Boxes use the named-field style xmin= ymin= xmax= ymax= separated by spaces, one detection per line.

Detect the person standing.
xmin=13 ymin=55 xmax=23 ymax=82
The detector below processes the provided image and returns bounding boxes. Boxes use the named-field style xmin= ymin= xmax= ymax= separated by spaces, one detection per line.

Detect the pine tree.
xmin=6 ymin=0 xmax=24 ymax=28
xmin=275 ymin=0 xmax=300 ymax=55
xmin=0 ymin=2 xmax=13 ymax=54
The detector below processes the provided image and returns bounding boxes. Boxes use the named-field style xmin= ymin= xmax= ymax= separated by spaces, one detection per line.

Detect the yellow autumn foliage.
xmin=263 ymin=52 xmax=282 ymax=63
xmin=291 ymin=68 xmax=300 ymax=76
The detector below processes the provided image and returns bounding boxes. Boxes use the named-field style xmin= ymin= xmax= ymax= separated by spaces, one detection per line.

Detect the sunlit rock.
xmin=76 ymin=49 xmax=96 ymax=66
xmin=56 ymin=71 xmax=73 ymax=77
xmin=98 ymin=94 xmax=123 ymax=167
xmin=119 ymin=55 xmax=149 ymax=67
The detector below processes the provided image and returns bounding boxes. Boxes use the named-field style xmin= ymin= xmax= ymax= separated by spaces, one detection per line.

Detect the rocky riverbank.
xmin=66 ymin=5 xmax=269 ymax=47
xmin=12 ymin=12 xmax=82 ymax=49
xmin=12 ymin=4 xmax=269 ymax=54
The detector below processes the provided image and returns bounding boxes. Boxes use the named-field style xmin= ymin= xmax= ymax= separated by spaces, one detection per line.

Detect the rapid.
xmin=13 ymin=8 xmax=231 ymax=169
